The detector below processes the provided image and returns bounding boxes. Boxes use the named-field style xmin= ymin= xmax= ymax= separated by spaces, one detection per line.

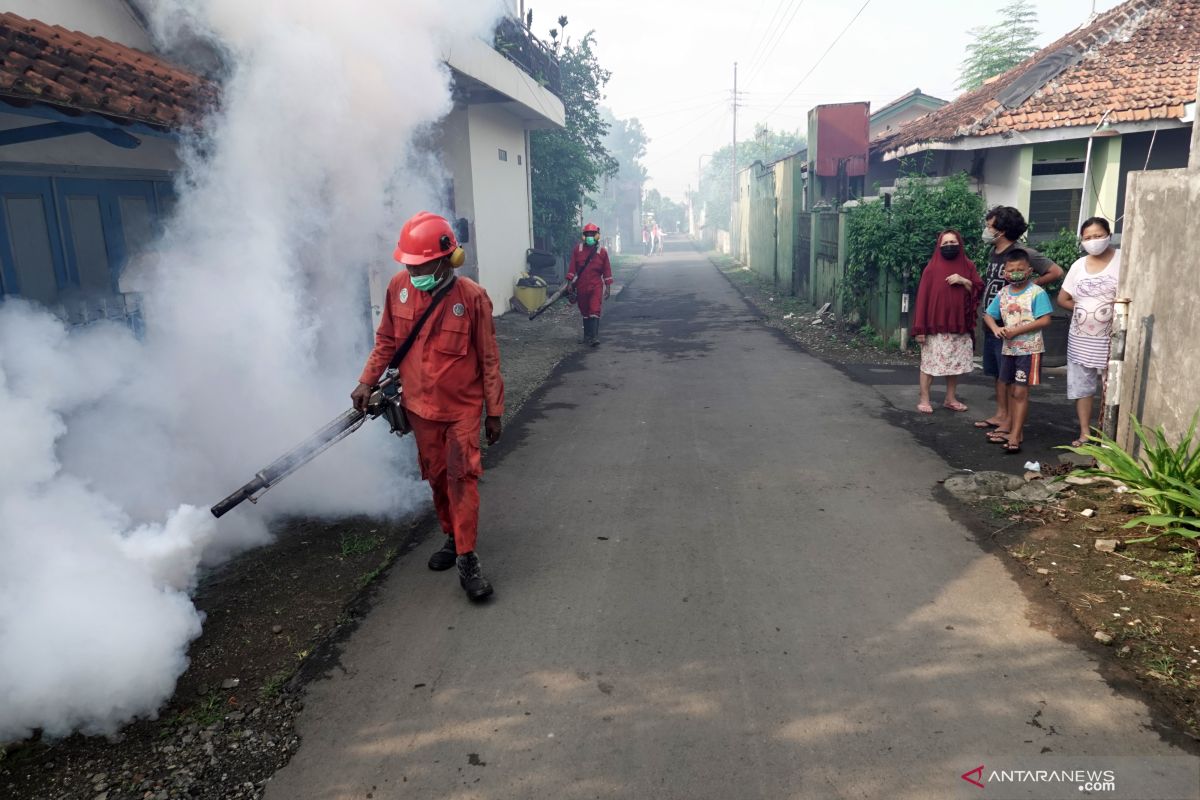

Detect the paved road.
xmin=267 ymin=244 xmax=1195 ymax=799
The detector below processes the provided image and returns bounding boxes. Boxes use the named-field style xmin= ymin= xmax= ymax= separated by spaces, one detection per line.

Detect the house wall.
xmin=1116 ymin=164 xmax=1200 ymax=452
xmin=981 ymin=146 xmax=1028 ymax=213
xmin=0 ymin=113 xmax=180 ymax=172
xmin=747 ymin=167 xmax=777 ymax=283
xmin=466 ymin=103 xmax=533 ymax=313
xmin=774 ymin=159 xmax=802 ymax=293
xmin=0 ymin=109 xmax=179 ymax=328
xmin=438 ymin=107 xmax=476 ymax=276
xmin=7 ymin=0 xmax=151 ymax=49
xmin=1113 ymin=127 xmax=1193 ymax=234
xmin=1114 ymin=76 xmax=1200 ymax=453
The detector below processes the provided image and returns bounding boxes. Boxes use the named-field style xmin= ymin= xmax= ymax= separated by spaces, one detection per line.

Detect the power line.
xmin=674 ymin=108 xmax=732 ymax=152
xmin=745 ymin=0 xmax=810 ymax=88
xmin=763 ymin=0 xmax=874 ymax=119
xmin=651 ymin=102 xmax=730 ymax=143
xmin=741 ymin=0 xmax=793 ymax=80
xmin=623 ymin=98 xmax=729 ymax=121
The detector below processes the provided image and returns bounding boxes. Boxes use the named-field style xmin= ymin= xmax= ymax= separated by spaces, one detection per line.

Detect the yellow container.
xmin=514 ymin=284 xmax=547 ymax=312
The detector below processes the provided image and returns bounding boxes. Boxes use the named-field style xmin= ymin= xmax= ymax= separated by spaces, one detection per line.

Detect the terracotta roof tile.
xmin=0 ymin=11 xmax=216 ymax=129
xmin=876 ymin=0 xmax=1200 ymax=153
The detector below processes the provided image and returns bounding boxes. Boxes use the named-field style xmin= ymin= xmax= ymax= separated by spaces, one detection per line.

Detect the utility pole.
xmin=724 ymin=60 xmax=734 ymax=235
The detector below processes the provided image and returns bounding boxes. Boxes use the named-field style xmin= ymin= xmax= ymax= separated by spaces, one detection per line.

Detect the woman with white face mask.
xmin=1057 ymin=217 xmax=1120 ymax=447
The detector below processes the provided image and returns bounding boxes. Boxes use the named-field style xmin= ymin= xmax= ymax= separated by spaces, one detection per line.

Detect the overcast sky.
xmin=534 ymin=0 xmax=1125 ymax=199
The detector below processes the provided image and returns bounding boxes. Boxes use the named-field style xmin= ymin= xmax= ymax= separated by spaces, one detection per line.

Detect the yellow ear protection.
xmin=440 ymin=233 xmax=466 ymax=268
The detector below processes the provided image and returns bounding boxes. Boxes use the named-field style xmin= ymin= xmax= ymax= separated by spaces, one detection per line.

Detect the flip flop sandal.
xmin=1003 ymin=442 xmax=1023 ymax=454
xmin=987 ymin=433 xmax=1012 ymax=444
xmin=973 ymin=420 xmax=999 ymax=428
xmin=916 ymin=403 xmax=934 ymax=414
xmin=1070 ymin=439 xmax=1086 ymax=448
xmin=943 ymin=401 xmax=969 ymax=412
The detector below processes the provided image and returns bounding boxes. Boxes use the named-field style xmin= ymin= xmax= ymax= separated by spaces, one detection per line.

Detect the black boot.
xmin=579 ymin=320 xmax=588 ymax=344
xmin=427 ymin=536 xmax=457 ymax=571
xmin=590 ymin=318 xmax=601 ymax=347
xmin=457 ymin=552 xmax=494 ymax=601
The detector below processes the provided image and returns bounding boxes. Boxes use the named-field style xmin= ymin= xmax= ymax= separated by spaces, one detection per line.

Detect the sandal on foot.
xmin=916 ymin=402 xmax=934 ymax=414
xmin=973 ymin=420 xmax=1000 ymax=429
xmin=943 ymin=400 xmax=968 ymax=412
xmin=986 ymin=430 xmax=1010 ymax=443
xmin=1002 ymin=441 xmax=1023 ymax=454
xmin=1070 ymin=438 xmax=1086 ymax=448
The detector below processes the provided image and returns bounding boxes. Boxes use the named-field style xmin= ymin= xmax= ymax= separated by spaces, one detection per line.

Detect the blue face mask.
xmin=411 ymin=273 xmax=439 ymax=292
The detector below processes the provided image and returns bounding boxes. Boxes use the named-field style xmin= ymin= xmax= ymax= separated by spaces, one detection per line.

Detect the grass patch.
xmin=357 ymin=547 xmax=399 ymax=589
xmin=259 ymin=668 xmax=294 ymax=700
xmin=181 ymin=690 xmax=225 ymax=727
xmin=339 ymin=532 xmax=383 ymax=559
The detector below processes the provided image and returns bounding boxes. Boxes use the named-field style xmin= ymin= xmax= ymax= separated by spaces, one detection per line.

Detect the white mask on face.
xmin=1082 ymin=236 xmax=1111 ymax=256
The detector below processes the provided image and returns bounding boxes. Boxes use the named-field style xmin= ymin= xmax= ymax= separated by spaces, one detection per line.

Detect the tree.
xmin=530 ymin=22 xmax=618 ymax=260
xmin=957 ymin=0 xmax=1040 ymax=92
xmin=588 ymin=107 xmax=648 ymax=247
xmin=698 ymin=124 xmax=805 ymax=231
xmin=642 ymin=188 xmax=686 ymax=232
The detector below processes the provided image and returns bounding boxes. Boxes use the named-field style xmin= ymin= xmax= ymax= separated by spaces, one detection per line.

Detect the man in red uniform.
xmin=568 ymin=222 xmax=614 ymax=346
xmin=351 ymin=212 xmax=504 ymax=601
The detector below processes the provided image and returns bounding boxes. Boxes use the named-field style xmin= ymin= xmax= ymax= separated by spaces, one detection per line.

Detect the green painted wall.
xmin=1016 ymin=145 xmax=1034 ymax=218
xmin=1032 ymin=140 xmax=1087 ymax=162
xmin=1086 ymin=135 xmax=1123 ymax=225
xmin=774 ymin=159 xmax=803 ymax=292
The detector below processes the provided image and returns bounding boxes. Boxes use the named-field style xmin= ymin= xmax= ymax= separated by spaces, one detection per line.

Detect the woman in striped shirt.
xmin=1057 ymin=217 xmax=1121 ymax=447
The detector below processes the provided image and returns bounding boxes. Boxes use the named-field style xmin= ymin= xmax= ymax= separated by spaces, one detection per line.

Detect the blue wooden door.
xmin=0 ymin=175 xmax=68 ymax=305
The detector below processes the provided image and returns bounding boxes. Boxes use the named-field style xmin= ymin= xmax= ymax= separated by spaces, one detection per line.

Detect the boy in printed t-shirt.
xmin=984 ymin=249 xmax=1054 ymax=455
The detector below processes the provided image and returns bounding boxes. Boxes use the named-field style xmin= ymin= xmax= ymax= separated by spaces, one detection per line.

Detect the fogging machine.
xmin=209 ymin=373 xmax=409 ymax=518
xmin=210 ymin=276 xmax=458 ymax=519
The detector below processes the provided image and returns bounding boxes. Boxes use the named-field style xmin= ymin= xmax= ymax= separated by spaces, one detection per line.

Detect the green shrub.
xmin=1035 ymin=228 xmax=1082 ymax=291
xmin=1065 ymin=413 xmax=1200 ymax=541
xmin=845 ymin=165 xmax=985 ymax=319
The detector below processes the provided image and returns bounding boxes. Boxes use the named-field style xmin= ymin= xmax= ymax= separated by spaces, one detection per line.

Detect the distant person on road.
xmin=652 ymin=222 xmax=664 ymax=254
xmin=642 ymin=224 xmax=651 ymax=256
xmin=1057 ymin=217 xmax=1121 ymax=447
xmin=568 ymin=222 xmax=614 ymax=346
xmin=911 ymin=229 xmax=983 ymax=414
xmin=975 ymin=206 xmax=1063 ymax=438
xmin=352 ymin=212 xmax=503 ymax=603
xmin=984 ymin=249 xmax=1054 ymax=454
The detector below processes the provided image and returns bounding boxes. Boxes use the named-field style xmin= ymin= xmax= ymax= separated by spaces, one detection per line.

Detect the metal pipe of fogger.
xmin=1101 ymin=298 xmax=1131 ymax=440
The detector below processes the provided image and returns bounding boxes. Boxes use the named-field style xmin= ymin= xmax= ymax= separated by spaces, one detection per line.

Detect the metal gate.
xmin=793 ymin=211 xmax=811 ymax=298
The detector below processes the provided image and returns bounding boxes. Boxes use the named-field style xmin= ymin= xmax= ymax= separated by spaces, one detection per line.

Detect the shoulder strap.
xmin=387 ymin=275 xmax=457 ymax=371
xmin=575 ymin=247 xmax=597 ymax=279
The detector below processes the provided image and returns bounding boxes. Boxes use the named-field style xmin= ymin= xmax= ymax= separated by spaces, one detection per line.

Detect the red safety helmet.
xmin=394 ymin=211 xmax=463 ymax=267
xmin=582 ymin=223 xmax=600 ymax=235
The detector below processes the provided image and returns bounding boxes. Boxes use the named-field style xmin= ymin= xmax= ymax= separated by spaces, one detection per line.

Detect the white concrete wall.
xmin=981 ymin=146 xmax=1023 ymax=210
xmin=438 ymin=108 xmax=476 ymax=274
xmin=7 ymin=0 xmax=151 ymax=49
xmin=0 ymin=113 xmax=179 ymax=173
xmin=443 ymin=37 xmax=565 ymax=129
xmin=466 ymin=103 xmax=532 ymax=313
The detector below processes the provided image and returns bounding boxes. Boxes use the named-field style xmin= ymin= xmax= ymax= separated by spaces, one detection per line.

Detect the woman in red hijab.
xmin=912 ymin=229 xmax=984 ymax=414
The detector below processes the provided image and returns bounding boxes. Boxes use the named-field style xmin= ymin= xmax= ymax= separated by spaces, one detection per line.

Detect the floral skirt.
xmin=920 ymin=333 xmax=974 ymax=377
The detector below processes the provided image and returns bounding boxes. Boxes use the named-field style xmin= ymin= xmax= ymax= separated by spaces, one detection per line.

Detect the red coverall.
xmin=358 ymin=272 xmax=504 ymax=555
xmin=567 ymin=244 xmax=613 ymax=318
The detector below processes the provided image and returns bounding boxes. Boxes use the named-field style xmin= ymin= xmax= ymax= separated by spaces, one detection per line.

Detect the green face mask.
xmin=584 ymin=236 xmax=597 ymax=246
xmin=411 ymin=272 xmax=439 ymax=292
